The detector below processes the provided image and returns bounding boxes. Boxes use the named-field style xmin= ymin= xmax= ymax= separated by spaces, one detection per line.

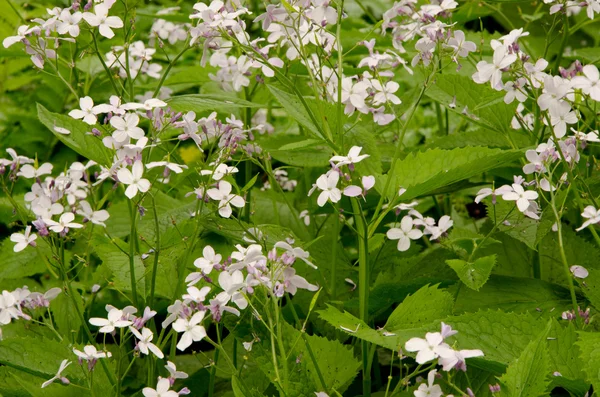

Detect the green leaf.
xmin=576 ymin=268 xmax=600 ymax=310
xmin=381 ymin=147 xmax=522 ymax=200
xmin=267 ymin=85 xmax=326 ymax=140
xmin=547 ymin=319 xmax=586 ymax=382
xmin=92 ymin=233 xmax=146 ymax=296
xmin=385 ymin=284 xmax=454 ymax=331
xmin=539 ymin=226 xmax=600 ymax=286
xmin=167 ymin=94 xmax=262 ymax=113
xmin=445 ymin=310 xmax=545 ymax=366
xmin=489 ymin=199 xmax=553 ymax=250
xmin=317 ymin=305 xmax=409 ymax=351
xmin=498 ymin=321 xmax=551 ymax=397
xmin=37 ymin=103 xmax=112 ymax=166
xmin=0 ymin=336 xmax=80 ymax=379
xmin=453 ymin=275 xmax=573 ymax=315
xmin=278 ymin=138 xmax=323 ymax=151
xmin=576 ymin=331 xmax=600 ymax=391
xmin=446 ymin=254 xmax=496 ymax=291
xmin=0 ymin=237 xmax=47 ymax=279
xmin=425 ymin=74 xmax=517 ymax=134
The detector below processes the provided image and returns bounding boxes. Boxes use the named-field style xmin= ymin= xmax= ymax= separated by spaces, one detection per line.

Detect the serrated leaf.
xmin=539 ymin=226 xmax=600 ymax=286
xmin=575 ymin=331 xmax=600 ymax=392
xmin=317 ymin=305 xmax=409 ymax=351
xmin=385 ymin=284 xmax=453 ymax=331
xmin=547 ymin=319 xmax=586 ymax=382
xmin=576 ymin=268 xmax=600 ymax=310
xmin=426 ymin=74 xmax=517 ymax=134
xmin=37 ymin=103 xmax=112 ymax=166
xmin=498 ymin=321 xmax=551 ymax=397
xmin=381 ymin=147 xmax=522 ymax=200
xmin=445 ymin=310 xmax=545 ymax=366
xmin=446 ymin=255 xmax=496 ymax=291
xmin=0 ymin=237 xmax=47 ymax=279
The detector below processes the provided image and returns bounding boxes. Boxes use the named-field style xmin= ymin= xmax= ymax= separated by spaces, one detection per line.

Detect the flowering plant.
xmin=1 ymin=0 xmax=600 ymax=396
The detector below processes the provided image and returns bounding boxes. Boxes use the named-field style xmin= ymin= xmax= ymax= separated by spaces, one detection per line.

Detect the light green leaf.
xmin=167 ymin=94 xmax=262 ymax=113
xmin=576 ymin=268 xmax=600 ymax=310
xmin=381 ymin=147 xmax=522 ymax=200
xmin=425 ymin=74 xmax=517 ymax=134
xmin=267 ymin=85 xmax=326 ymax=140
xmin=385 ymin=284 xmax=454 ymax=331
xmin=317 ymin=305 xmax=410 ymax=351
xmin=498 ymin=322 xmax=551 ymax=397
xmin=37 ymin=103 xmax=112 ymax=166
xmin=446 ymin=254 xmax=496 ymax=291
xmin=576 ymin=331 xmax=600 ymax=392
xmin=92 ymin=233 xmax=146 ymax=296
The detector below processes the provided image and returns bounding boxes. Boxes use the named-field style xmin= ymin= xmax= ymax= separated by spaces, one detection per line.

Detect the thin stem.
xmin=127 ymin=200 xmax=140 ymax=308
xmin=351 ymin=199 xmax=370 ymax=397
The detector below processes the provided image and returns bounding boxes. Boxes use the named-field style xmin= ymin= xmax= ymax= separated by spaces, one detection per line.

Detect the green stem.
xmin=148 ymin=196 xmax=160 ymax=307
xmin=351 ymin=199 xmax=370 ymax=397
xmin=127 ymin=200 xmax=140 ymax=308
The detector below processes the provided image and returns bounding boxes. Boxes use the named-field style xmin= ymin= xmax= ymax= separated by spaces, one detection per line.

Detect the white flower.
xmin=436 ymin=346 xmax=484 ymax=371
xmin=330 ymin=146 xmax=370 ymax=166
xmin=122 ymin=98 xmax=167 ymax=111
xmin=427 ymin=215 xmax=453 ymax=240
xmin=218 ymin=270 xmax=248 ymax=309
xmin=10 ymin=226 xmax=37 ymax=252
xmin=110 ymin=113 xmax=145 ymax=142
xmin=182 ymin=286 xmax=212 ymax=305
xmin=522 ymin=150 xmax=546 ymax=175
xmin=206 ymin=181 xmax=245 ymax=218
xmin=117 ymin=161 xmax=151 ymax=199
xmin=446 ymin=30 xmax=476 ymax=58
xmin=474 ymin=185 xmax=512 ymax=204
xmin=73 ymin=345 xmax=112 ymax=360
xmin=524 ymin=59 xmax=548 ymax=88
xmin=68 ymin=96 xmax=104 ymax=125
xmin=44 ymin=212 xmax=84 ymax=233
xmin=405 ymin=332 xmax=448 ymax=364
xmin=546 ymin=101 xmax=577 ymax=138
xmin=146 ymin=161 xmax=188 ymax=174
xmin=83 ymin=3 xmax=124 ymax=39
xmin=576 ymin=206 xmax=600 ymax=231
xmin=274 ymin=241 xmax=317 ymax=268
xmin=573 ymin=65 xmax=600 ymax=101
xmin=41 ymin=359 xmax=71 ymax=388
xmin=472 ymin=46 xmax=517 ymax=90
xmin=0 ymin=291 xmax=18 ymax=325
xmin=3 ymin=25 xmax=37 ymax=48
xmin=173 ymin=311 xmax=207 ymax=351
xmin=386 ymin=216 xmax=423 ymax=252
xmin=77 ymin=201 xmax=110 ymax=226
xmin=414 ymin=370 xmax=443 ymax=397
xmin=165 ymin=361 xmax=188 ymax=380
xmin=57 ymin=10 xmax=82 ymax=37
xmin=200 ymin=164 xmax=239 ymax=180
xmin=570 ymin=265 xmax=589 ymax=279
xmin=537 ymin=76 xmax=569 ymax=110
xmin=89 ymin=308 xmax=133 ymax=333
xmin=313 ymin=172 xmax=342 ymax=207
xmin=414 ymin=369 xmax=444 ymax=397
xmin=193 ymin=246 xmax=222 ymax=275
xmin=142 ymin=378 xmax=178 ymax=397
xmin=129 ymin=327 xmax=164 ymax=359
xmin=0 ymin=148 xmax=33 ymax=167
xmin=17 ymin=163 xmax=53 ymax=179
xmin=502 ymin=184 xmax=539 ymax=212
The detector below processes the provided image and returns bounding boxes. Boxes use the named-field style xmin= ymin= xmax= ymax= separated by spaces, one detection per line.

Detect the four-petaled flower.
xmin=129 ymin=327 xmax=164 ymax=359
xmin=386 ymin=216 xmax=423 ymax=252
xmin=117 ymin=161 xmax=151 ymax=199
xmin=89 ymin=308 xmax=133 ymax=333
xmin=10 ymin=225 xmax=37 ymax=252
xmin=173 ymin=311 xmax=207 ymax=351
xmin=142 ymin=377 xmax=179 ymax=397
xmin=206 ymin=181 xmax=245 ymax=218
